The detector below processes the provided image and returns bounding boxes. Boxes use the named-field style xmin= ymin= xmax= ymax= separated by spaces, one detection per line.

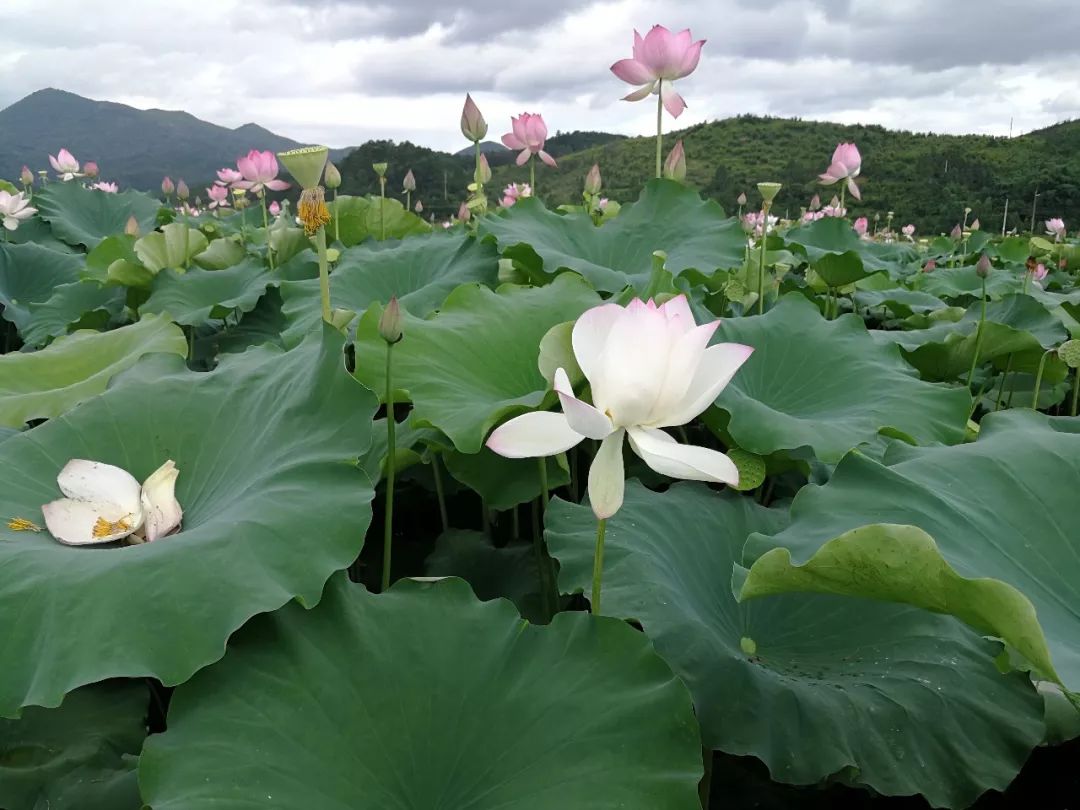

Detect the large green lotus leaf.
xmin=197 ymin=286 xmax=288 ymax=359
xmin=134 ymin=223 xmax=209 ymax=273
xmin=20 ymin=280 xmax=125 ymax=347
xmin=479 ymin=179 xmax=745 ymax=293
xmin=142 ymin=260 xmax=272 ymax=326
xmin=34 ymin=182 xmax=160 ymax=249
xmin=139 ymin=573 xmax=703 ymax=809
xmin=0 ymin=315 xmax=187 ymax=429
xmin=784 ymin=218 xmax=916 ymax=282
xmin=329 ymin=195 xmax=430 ymax=247
xmin=353 ymin=274 xmax=600 ymax=453
xmin=0 ymin=242 xmax=84 ymax=333
xmin=739 ymin=409 xmax=1080 ymax=693
xmin=191 ymin=236 xmax=246 ymax=270
xmin=877 ymin=294 xmax=1067 ymax=379
xmin=279 ymin=232 xmax=499 ymax=348
xmin=713 ymin=294 xmax=970 ymax=461
xmin=0 ymin=682 xmax=146 ymax=810
xmin=544 ymin=482 xmax=1044 ymax=808
xmin=854 ymin=287 xmax=946 ymax=318
xmin=917 ymin=265 xmax=1023 ymax=301
xmin=0 ymin=327 xmax=377 ymax=715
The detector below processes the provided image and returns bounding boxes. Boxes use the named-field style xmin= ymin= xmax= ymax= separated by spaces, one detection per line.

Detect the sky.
xmin=1 ymin=0 xmax=1078 ymax=152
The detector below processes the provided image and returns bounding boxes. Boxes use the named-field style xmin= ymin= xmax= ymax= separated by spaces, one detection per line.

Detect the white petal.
xmin=554 ymin=368 xmax=613 ymax=441
xmin=659 ymin=294 xmax=694 ymax=325
xmin=595 ymin=300 xmax=673 ymax=425
xmin=647 ymin=320 xmax=720 ymax=424
xmin=41 ymin=498 xmax=141 ymax=545
xmin=571 ymin=303 xmax=624 ymax=388
xmin=588 ymin=429 xmax=626 ymax=519
xmin=654 ymin=343 xmax=755 ymax=428
xmin=628 ymin=427 xmax=739 ymax=486
xmin=486 ymin=411 xmax=585 ymax=458
xmin=140 ymin=460 xmax=183 ymax=542
xmin=56 ymin=459 xmax=143 ymax=516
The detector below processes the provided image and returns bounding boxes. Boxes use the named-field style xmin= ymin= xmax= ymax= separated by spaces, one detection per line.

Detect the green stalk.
xmin=529 ymin=159 xmax=536 ymax=195
xmin=966 ymin=276 xmax=988 ymax=389
xmin=1032 ymin=350 xmax=1052 ymax=410
xmin=839 ymin=184 xmax=846 ymax=216
xmin=431 ymin=453 xmax=449 ymax=532
xmin=379 ymin=178 xmax=386 ymax=240
xmin=757 ymin=203 xmax=770 ymax=315
xmin=538 ymin=458 xmax=550 ymax=507
xmin=261 ymin=195 xmax=274 ymax=271
xmin=1072 ymin=370 xmax=1080 ymax=417
xmin=333 ymin=190 xmax=340 ymax=244
xmin=591 ymin=518 xmax=607 ymax=615
xmin=655 ymin=80 xmax=664 ymax=179
xmin=406 ymin=190 xmax=411 ymax=213
xmin=381 ymin=343 xmax=396 ymax=592
xmin=994 ymin=353 xmax=1015 ymax=411
xmin=314 ymin=227 xmax=331 ymax=323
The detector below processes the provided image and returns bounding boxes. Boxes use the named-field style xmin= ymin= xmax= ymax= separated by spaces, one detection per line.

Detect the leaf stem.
xmin=1072 ymin=370 xmax=1080 ymax=417
xmin=994 ymin=353 xmax=1015 ymax=411
xmin=966 ymin=276 xmax=988 ymax=390
xmin=314 ymin=227 xmax=331 ymax=323
xmin=431 ymin=453 xmax=449 ymax=532
xmin=591 ymin=518 xmax=607 ymax=615
xmin=381 ymin=342 xmax=396 ymax=592
xmin=757 ymin=203 xmax=770 ymax=316
xmin=333 ymin=189 xmax=340 ymax=243
xmin=1031 ymin=349 xmax=1053 ymax=410
xmin=261 ymin=195 xmax=274 ymax=271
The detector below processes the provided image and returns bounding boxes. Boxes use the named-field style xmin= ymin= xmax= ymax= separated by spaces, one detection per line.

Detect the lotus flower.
xmin=610 ymin=25 xmax=704 ymax=118
xmin=0 ymin=190 xmax=37 ymax=231
xmin=818 ymin=143 xmax=862 ymax=201
xmin=853 ymin=216 xmax=868 ymax=237
xmin=91 ymin=181 xmax=118 ymax=193
xmin=487 ymin=296 xmax=753 ymax=519
xmin=1046 ymin=218 xmax=1066 ymax=242
xmin=206 ymin=184 xmax=230 ymax=209
xmin=83 ymin=161 xmax=99 ymax=179
xmin=457 ymin=201 xmax=470 ymax=222
xmin=1032 ymin=262 xmax=1048 ymax=283
xmin=235 ymin=150 xmax=290 ymax=194
xmin=217 ymin=167 xmax=243 ymax=185
xmin=923 ymin=259 xmax=937 ymax=273
xmin=902 ymin=223 xmax=915 ymax=240
xmin=501 ymin=182 xmax=532 ymax=208
xmin=501 ymin=114 xmax=556 ymax=168
xmin=49 ymin=148 xmax=81 ymax=181
xmin=41 ymin=459 xmax=182 ymax=546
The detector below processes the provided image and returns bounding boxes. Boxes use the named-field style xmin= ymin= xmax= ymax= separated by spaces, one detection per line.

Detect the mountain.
xmin=0 ymin=89 xmax=353 ymax=192
xmin=453 ymin=141 xmax=509 ymax=157
xmin=489 ymin=114 xmax=1080 ymax=234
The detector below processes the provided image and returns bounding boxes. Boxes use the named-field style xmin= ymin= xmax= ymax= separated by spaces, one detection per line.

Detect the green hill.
xmin=489 ymin=114 xmax=1080 ymax=234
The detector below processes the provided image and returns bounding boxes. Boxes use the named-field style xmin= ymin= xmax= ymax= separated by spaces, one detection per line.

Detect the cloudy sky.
xmin=1 ymin=0 xmax=1078 ymax=151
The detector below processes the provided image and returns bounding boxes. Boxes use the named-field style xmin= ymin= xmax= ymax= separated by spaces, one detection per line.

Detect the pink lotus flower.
xmin=234 ymin=150 xmax=290 ymax=194
xmin=1032 ymin=263 xmax=1048 ymax=283
xmin=457 ymin=201 xmax=470 ymax=222
xmin=91 ymin=181 xmax=118 ymax=193
xmin=853 ymin=216 xmax=868 ymax=237
xmin=49 ymin=148 xmax=81 ymax=181
xmin=610 ymin=25 xmax=704 ymax=118
xmin=1046 ymin=218 xmax=1066 ymax=241
xmin=83 ymin=161 xmax=99 ymax=179
xmin=501 ymin=182 xmax=533 ymax=208
xmin=0 ymin=190 xmax=37 ymax=231
xmin=486 ymin=296 xmax=752 ymax=519
xmin=818 ymin=143 xmax=862 ymax=201
xmin=206 ymin=184 xmax=230 ymax=209
xmin=161 ymin=177 xmax=175 ymax=196
xmin=923 ymin=260 xmax=936 ymax=273
xmin=902 ymin=223 xmax=915 ymax=240
xmin=217 ymin=167 xmax=244 ymax=186
xmin=268 ymin=200 xmax=281 ymax=217
xmin=501 ymin=114 xmax=557 ymax=168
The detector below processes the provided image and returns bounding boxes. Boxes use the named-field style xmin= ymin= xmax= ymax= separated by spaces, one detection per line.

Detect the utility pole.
xmin=1029 ymin=187 xmax=1040 ymax=234
xmin=1001 ymin=197 xmax=1009 ymax=236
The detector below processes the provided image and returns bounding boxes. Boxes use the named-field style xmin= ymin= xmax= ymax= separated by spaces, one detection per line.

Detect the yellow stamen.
xmin=298 ymin=186 xmax=331 ymax=236
xmin=7 ymin=517 xmax=42 ymax=532
xmin=92 ymin=516 xmax=132 ymax=539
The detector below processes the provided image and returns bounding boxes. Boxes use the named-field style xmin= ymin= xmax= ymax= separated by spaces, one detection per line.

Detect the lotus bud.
xmin=124 ymin=215 xmax=140 ymax=237
xmin=83 ymin=161 xmax=99 ymax=179
xmin=809 ymin=194 xmax=820 ymax=211
xmin=476 ymin=153 xmax=492 ymax=185
xmin=460 ymin=93 xmax=488 ymax=142
xmin=737 ymin=192 xmax=747 ymax=206
xmin=402 ymin=169 xmax=416 ymax=192
xmin=20 ymin=166 xmax=34 ymax=186
xmin=923 ymin=259 xmax=936 ymax=273
xmin=584 ymin=164 xmax=602 ymax=195
xmin=324 ymin=161 xmax=341 ymax=190
xmin=950 ymin=224 xmax=962 ymax=239
xmin=177 ymin=180 xmax=190 ymax=201
xmin=414 ymin=200 xmax=423 ymax=214
xmin=372 ymin=162 xmax=388 ymax=179
xmin=379 ymin=297 xmax=404 ymax=344
xmin=975 ymin=253 xmax=992 ymax=278
xmin=278 ymin=146 xmax=330 ymax=190
xmin=161 ymin=176 xmax=175 ymax=196
xmin=458 ymin=201 xmax=471 ymax=223
xmin=663 ymin=140 xmax=686 ymax=181
xmin=757 ymin=182 xmax=782 ymax=204
xmin=970 ymin=218 xmax=980 ymax=231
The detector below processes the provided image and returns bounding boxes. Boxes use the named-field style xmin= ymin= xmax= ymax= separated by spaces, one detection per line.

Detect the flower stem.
xmin=994 ymin=353 xmax=1014 ymax=411
xmin=314 ymin=227 xmax=331 ymax=323
xmin=333 ymin=190 xmax=340 ymax=243
xmin=379 ymin=179 xmax=386 ymax=240
xmin=757 ymin=203 xmax=770 ymax=315
xmin=1031 ymin=350 xmax=1052 ymax=410
xmin=966 ymin=276 xmax=988 ymax=390
xmin=406 ymin=190 xmax=411 ymax=213
xmin=381 ymin=342 xmax=396 ymax=592
xmin=261 ymin=195 xmax=275 ymax=271
xmin=1072 ymin=370 xmax=1080 ymax=417
xmin=655 ymin=80 xmax=664 ymax=179
xmin=839 ymin=184 xmax=846 ymax=216
xmin=537 ymin=458 xmax=550 ymax=507
xmin=591 ymin=518 xmax=607 ymax=615
xmin=529 ymin=159 xmax=536 ymax=195
xmin=431 ymin=453 xmax=449 ymax=532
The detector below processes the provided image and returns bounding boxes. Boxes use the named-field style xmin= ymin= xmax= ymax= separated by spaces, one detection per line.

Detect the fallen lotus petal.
xmin=141 ymin=460 xmax=184 ymax=542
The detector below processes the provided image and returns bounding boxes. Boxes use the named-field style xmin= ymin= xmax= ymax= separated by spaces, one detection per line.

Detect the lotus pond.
xmin=2 ymin=119 xmax=1080 ymax=809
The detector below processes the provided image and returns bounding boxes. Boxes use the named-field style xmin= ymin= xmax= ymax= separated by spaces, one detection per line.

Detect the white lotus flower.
xmin=486 ymin=296 xmax=753 ymax=519
xmin=0 ymin=190 xmax=37 ymax=232
xmin=41 ymin=459 xmax=183 ymax=546
xmin=48 ymin=148 xmax=81 ymax=182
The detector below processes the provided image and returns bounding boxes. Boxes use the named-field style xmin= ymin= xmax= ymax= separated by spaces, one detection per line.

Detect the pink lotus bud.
xmin=161 ymin=176 xmax=175 ymax=196
xmin=818 ymin=143 xmax=862 ymax=200
xmin=20 ymin=166 xmax=33 ymax=186
xmin=663 ymin=140 xmax=686 ymax=181
xmin=584 ymin=164 xmax=602 ymax=195
xmin=975 ymin=253 xmax=992 ymax=278
xmin=378 ymin=297 xmax=403 ymax=344
xmin=476 ymin=153 xmax=492 ymax=184
xmin=950 ymin=224 xmax=962 ymax=239
xmin=736 ymin=192 xmax=747 ymax=206
xmin=269 ymin=200 xmax=281 ymax=216
xmin=457 ymin=201 xmax=470 ymax=222
xmin=923 ymin=259 xmax=936 ymax=273
xmin=970 ymin=218 xmax=980 ymax=231
xmin=402 ymin=169 xmax=416 ymax=192
xmin=177 ymin=180 xmax=190 ymax=201
xmin=853 ymin=216 xmax=868 ymax=237
xmin=124 ymin=215 xmax=140 ymax=237
xmin=461 ymin=94 xmax=488 ymax=142
xmin=83 ymin=161 xmax=99 ymax=179
xmin=414 ymin=200 xmax=424 ymax=214
xmin=1060 ymin=258 xmax=1068 ymax=270
xmin=809 ymin=194 xmax=821 ymax=211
